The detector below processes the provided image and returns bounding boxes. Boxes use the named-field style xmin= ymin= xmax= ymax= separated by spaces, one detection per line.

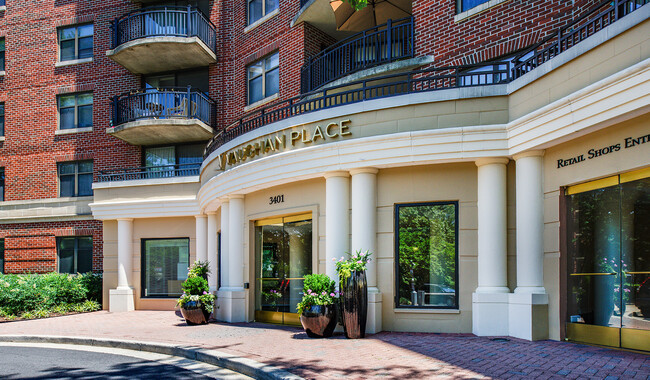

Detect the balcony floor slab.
xmin=107 ymin=118 xmax=214 ymax=145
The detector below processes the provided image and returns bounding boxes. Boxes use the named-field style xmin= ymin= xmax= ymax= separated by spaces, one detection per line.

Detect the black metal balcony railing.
xmin=512 ymin=0 xmax=648 ymax=77
xmin=301 ymin=17 xmax=415 ymax=93
xmin=98 ymin=163 xmax=201 ymax=182
xmin=203 ymin=0 xmax=647 ymax=160
xmin=111 ymin=87 xmax=217 ymax=128
xmin=110 ymin=6 xmax=217 ymax=52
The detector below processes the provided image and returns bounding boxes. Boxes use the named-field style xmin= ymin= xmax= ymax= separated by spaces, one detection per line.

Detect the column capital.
xmin=195 ymin=214 xmax=208 ymax=219
xmin=218 ymin=196 xmax=229 ymax=204
xmin=206 ymin=210 xmax=218 ymax=215
xmin=116 ymin=218 xmax=134 ymax=222
xmin=475 ymin=157 xmax=510 ymax=167
xmin=513 ymin=150 xmax=545 ymax=161
xmin=324 ymin=170 xmax=350 ymax=179
xmin=228 ymin=194 xmax=244 ymax=200
xmin=350 ymin=167 xmax=378 ymax=176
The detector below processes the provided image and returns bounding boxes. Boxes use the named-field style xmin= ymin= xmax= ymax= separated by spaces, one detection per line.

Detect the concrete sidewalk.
xmin=0 ymin=311 xmax=648 ymax=379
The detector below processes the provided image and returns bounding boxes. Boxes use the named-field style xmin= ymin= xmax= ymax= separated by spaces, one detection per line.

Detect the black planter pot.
xmin=299 ymin=304 xmax=337 ymax=338
xmin=180 ymin=301 xmax=211 ymax=325
xmin=340 ymin=270 xmax=368 ymax=339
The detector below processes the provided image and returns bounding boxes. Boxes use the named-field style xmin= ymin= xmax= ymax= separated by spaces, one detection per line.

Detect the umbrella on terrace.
xmin=330 ymin=0 xmax=412 ymax=32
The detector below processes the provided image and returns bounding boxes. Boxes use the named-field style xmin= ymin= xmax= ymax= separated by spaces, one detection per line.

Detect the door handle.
xmin=624 ymin=271 xmax=650 ymax=276
xmin=569 ymin=272 xmax=617 ymax=276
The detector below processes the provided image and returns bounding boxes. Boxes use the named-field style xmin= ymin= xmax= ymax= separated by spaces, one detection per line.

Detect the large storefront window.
xmin=395 ymin=202 xmax=458 ymax=309
xmin=142 ymin=238 xmax=189 ymax=298
xmin=254 ymin=214 xmax=312 ymax=325
xmin=565 ymin=171 xmax=650 ymax=351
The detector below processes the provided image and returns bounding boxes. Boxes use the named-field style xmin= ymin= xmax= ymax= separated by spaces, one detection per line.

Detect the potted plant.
xmin=335 ymin=250 xmax=372 ymax=339
xmin=176 ymin=261 xmax=216 ymax=325
xmin=296 ymin=274 xmax=339 ymax=338
xmin=188 ymin=260 xmax=210 ymax=282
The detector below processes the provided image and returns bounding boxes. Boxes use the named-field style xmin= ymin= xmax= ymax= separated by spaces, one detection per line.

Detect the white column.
xmin=509 ymin=150 xmax=548 ymax=341
xmin=325 ymin=171 xmax=350 ymax=283
xmin=475 ymin=158 xmax=510 ymax=293
xmin=350 ymin=168 xmax=381 ymax=334
xmin=207 ymin=212 xmax=218 ymax=292
xmin=472 ymin=158 xmax=510 ymax=337
xmin=514 ymin=151 xmax=546 ymax=294
xmin=110 ymin=218 xmax=134 ymax=312
xmin=195 ymin=215 xmax=208 ymax=263
xmin=228 ymin=195 xmax=245 ymax=289
xmin=217 ymin=195 xmax=246 ymax=323
xmin=219 ymin=199 xmax=230 ymax=290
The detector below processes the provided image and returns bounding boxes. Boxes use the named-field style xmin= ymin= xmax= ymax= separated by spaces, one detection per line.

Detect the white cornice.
xmin=90 ymin=196 xmax=199 ymax=220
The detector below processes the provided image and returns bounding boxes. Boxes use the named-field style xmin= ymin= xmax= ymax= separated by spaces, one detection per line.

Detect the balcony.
xmin=107 ymin=6 xmax=217 ymax=74
xmin=108 ymin=87 xmax=216 ymax=145
xmin=301 ymin=17 xmax=414 ymax=92
xmin=97 ymin=163 xmax=200 ymax=182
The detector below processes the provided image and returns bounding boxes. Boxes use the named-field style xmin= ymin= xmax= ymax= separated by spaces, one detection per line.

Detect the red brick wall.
xmin=0 ymin=220 xmax=103 ymax=274
xmin=0 ymin=1 xmax=141 ymax=273
xmin=413 ymin=0 xmax=602 ymax=65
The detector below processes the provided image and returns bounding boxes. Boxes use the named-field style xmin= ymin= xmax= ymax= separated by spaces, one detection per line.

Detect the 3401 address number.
xmin=269 ymin=195 xmax=284 ymax=205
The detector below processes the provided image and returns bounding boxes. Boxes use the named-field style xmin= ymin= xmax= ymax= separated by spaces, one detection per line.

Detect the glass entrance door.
xmin=566 ymin=170 xmax=650 ymax=351
xmin=254 ymin=214 xmax=312 ymax=325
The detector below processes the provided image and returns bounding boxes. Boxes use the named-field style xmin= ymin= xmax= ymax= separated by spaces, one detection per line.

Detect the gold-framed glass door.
xmin=565 ymin=169 xmax=650 ymax=351
xmin=254 ymin=214 xmax=312 ymax=325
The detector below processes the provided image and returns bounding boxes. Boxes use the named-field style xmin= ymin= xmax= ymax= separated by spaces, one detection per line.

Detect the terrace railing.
xmin=301 ymin=17 xmax=415 ymax=92
xmin=97 ymin=163 xmax=201 ymax=182
xmin=110 ymin=6 xmax=217 ymax=52
xmin=512 ymin=0 xmax=648 ymax=77
xmin=111 ymin=87 xmax=217 ymax=129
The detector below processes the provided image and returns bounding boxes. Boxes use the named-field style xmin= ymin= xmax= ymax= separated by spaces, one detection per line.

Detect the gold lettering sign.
xmin=217 ymin=120 xmax=352 ymax=170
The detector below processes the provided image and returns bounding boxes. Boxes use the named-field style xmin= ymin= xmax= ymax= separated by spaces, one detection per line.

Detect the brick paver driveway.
xmin=0 ymin=311 xmax=648 ymax=379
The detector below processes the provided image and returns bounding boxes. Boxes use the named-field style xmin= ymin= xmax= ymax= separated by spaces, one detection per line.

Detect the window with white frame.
xmin=58 ymin=92 xmax=92 ymax=130
xmin=58 ymin=160 xmax=93 ymax=197
xmin=58 ymin=24 xmax=93 ymax=62
xmin=248 ymin=0 xmax=278 ymax=25
xmin=247 ymin=52 xmax=279 ymax=105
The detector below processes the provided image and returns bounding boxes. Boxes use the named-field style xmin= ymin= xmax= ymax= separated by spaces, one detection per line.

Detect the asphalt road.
xmin=0 ymin=344 xmax=252 ymax=379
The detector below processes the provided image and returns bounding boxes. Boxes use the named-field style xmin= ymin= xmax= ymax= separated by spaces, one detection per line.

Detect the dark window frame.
xmin=0 ymin=167 xmax=4 ymax=202
xmin=394 ymin=201 xmax=460 ymax=309
xmin=456 ymin=0 xmax=491 ymax=14
xmin=0 ymin=37 xmax=5 ymax=72
xmin=141 ymin=237 xmax=190 ymax=299
xmin=0 ymin=238 xmax=4 ymax=274
xmin=246 ymin=51 xmax=279 ymax=105
xmin=247 ymin=0 xmax=278 ymax=25
xmin=57 ymin=236 xmax=93 ymax=274
xmin=0 ymin=102 xmax=4 ymax=137
xmin=58 ymin=23 xmax=94 ymax=62
xmin=57 ymin=92 xmax=93 ymax=130
xmin=58 ymin=160 xmax=93 ymax=198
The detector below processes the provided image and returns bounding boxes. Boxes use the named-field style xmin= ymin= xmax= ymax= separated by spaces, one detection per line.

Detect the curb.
xmin=0 ymin=335 xmax=304 ymax=380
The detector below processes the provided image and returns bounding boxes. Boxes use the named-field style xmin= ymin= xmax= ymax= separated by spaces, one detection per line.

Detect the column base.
xmin=366 ymin=289 xmax=382 ymax=334
xmin=109 ymin=288 xmax=134 ymax=312
xmin=508 ymin=292 xmax=549 ymax=341
xmin=216 ymin=288 xmax=246 ymax=323
xmin=472 ymin=292 xmax=510 ymax=336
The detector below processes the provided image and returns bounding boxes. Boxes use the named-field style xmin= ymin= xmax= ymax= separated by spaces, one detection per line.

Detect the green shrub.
xmin=0 ymin=272 xmax=103 ymax=316
xmin=181 ymin=275 xmax=209 ymax=296
xmin=188 ymin=261 xmax=210 ymax=280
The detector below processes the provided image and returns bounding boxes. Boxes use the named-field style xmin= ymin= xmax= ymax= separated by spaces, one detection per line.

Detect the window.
xmin=0 ymin=168 xmax=4 ymax=201
xmin=143 ymin=143 xmax=203 ymax=178
xmin=457 ymin=0 xmax=490 ymax=13
xmin=0 ymin=38 xmax=5 ymax=72
xmin=58 ymin=236 xmax=93 ymax=274
xmin=0 ymin=239 xmax=4 ymax=274
xmin=0 ymin=103 xmax=4 ymax=136
xmin=58 ymin=160 xmax=93 ymax=197
xmin=58 ymin=92 xmax=92 ymax=130
xmin=395 ymin=202 xmax=458 ymax=309
xmin=142 ymin=238 xmax=190 ymax=298
xmin=247 ymin=52 xmax=279 ymax=104
xmin=58 ymin=24 xmax=93 ymax=61
xmin=248 ymin=0 xmax=278 ymax=25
